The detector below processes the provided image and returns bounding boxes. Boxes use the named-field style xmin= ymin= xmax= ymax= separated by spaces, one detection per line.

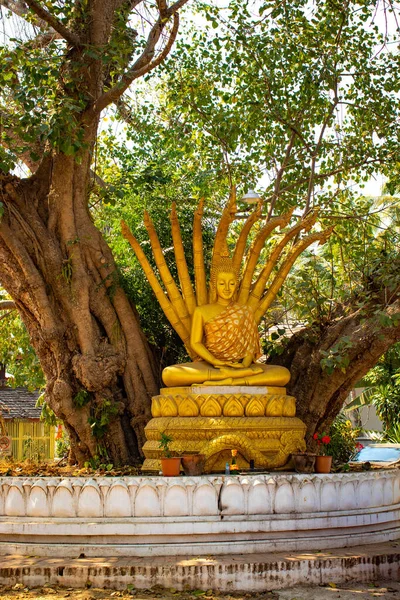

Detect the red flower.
xmin=313 ymin=433 xmax=319 ymax=440
xmin=355 ymin=442 xmax=364 ymax=450
xmin=55 ymin=424 xmax=63 ymax=440
xmin=321 ymin=435 xmax=331 ymax=444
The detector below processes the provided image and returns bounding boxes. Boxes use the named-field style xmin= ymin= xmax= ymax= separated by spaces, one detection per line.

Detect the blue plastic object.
xmin=352 ymin=445 xmax=400 ymax=463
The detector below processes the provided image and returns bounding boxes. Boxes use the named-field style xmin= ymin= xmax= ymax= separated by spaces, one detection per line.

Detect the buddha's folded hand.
xmin=212 ymin=360 xmax=243 ymax=369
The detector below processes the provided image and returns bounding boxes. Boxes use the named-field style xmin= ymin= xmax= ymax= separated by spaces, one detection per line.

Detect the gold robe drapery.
xmin=204 ymin=303 xmax=262 ymax=362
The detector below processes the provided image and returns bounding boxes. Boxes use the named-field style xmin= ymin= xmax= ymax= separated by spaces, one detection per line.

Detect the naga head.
xmin=121 ymin=187 xmax=332 ymax=359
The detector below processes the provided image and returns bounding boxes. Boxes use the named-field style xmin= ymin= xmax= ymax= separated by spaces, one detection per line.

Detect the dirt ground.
xmin=0 ymin=458 xmax=141 ymax=478
xmin=0 ymin=581 xmax=399 ymax=600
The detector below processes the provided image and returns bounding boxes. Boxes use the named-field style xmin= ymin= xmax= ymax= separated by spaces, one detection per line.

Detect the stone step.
xmin=0 ymin=542 xmax=399 ymax=592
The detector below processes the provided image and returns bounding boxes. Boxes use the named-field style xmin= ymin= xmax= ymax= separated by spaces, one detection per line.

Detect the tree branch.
xmin=0 ymin=0 xmax=62 ymax=47
xmin=28 ymin=29 xmax=61 ymax=48
xmin=0 ymin=0 xmax=45 ymax=27
xmin=24 ymin=0 xmax=82 ymax=46
xmin=0 ymin=300 xmax=16 ymax=311
xmin=91 ymin=2 xmax=185 ymax=115
xmin=166 ymin=0 xmax=188 ymax=16
xmin=267 ymin=129 xmax=297 ymax=221
xmin=0 ymin=311 xmax=14 ymax=321
xmin=301 ymin=98 xmax=339 ymax=219
xmin=90 ymin=170 xmax=107 ymax=189
xmin=265 ymin=156 xmax=386 ymax=203
xmin=157 ymin=0 xmax=168 ymax=17
xmin=0 ymin=108 xmax=43 ymax=173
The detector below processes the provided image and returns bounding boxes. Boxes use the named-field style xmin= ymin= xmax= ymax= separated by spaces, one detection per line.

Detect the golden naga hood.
xmin=121 ymin=187 xmax=333 ymax=359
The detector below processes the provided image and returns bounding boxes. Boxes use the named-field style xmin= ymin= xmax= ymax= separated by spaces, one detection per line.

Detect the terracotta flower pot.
xmin=291 ymin=452 xmax=316 ymax=474
xmin=181 ymin=454 xmax=206 ymax=476
xmin=160 ymin=457 xmax=181 ymax=477
xmin=315 ymin=455 xmax=332 ymax=474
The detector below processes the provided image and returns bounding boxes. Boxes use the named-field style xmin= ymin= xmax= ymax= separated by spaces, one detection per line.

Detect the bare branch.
xmin=157 ymin=0 xmax=168 ymax=17
xmin=24 ymin=0 xmax=81 ymax=46
xmin=90 ymin=170 xmax=107 ymax=189
xmin=267 ymin=129 xmax=297 ymax=221
xmin=0 ymin=0 xmax=46 ymax=28
xmin=271 ymin=156 xmax=385 ymax=201
xmin=0 ymin=0 xmax=62 ymax=47
xmin=0 ymin=300 xmax=15 ymax=311
xmin=92 ymin=1 xmax=186 ymax=115
xmin=166 ymin=0 xmax=188 ymax=16
xmin=0 ymin=311 xmax=13 ymax=321
xmin=303 ymin=100 xmax=338 ymax=217
xmin=129 ymin=13 xmax=179 ymax=80
xmin=28 ymin=29 xmax=61 ymax=48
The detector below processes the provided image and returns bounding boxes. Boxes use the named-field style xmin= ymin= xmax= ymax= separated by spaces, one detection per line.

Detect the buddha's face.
xmin=216 ymin=271 xmax=237 ymax=301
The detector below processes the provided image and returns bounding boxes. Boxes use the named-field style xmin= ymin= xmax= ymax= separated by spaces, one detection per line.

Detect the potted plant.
xmin=159 ymin=432 xmax=181 ymax=476
xmin=313 ymin=432 xmax=332 ymax=473
xmin=181 ymin=453 xmax=206 ymax=476
xmin=291 ymin=451 xmax=317 ymax=473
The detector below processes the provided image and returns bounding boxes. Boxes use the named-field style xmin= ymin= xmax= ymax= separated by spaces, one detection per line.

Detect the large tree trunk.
xmin=0 ymin=0 xmax=188 ymax=464
xmin=274 ymin=304 xmax=400 ymax=447
xmin=0 ymin=164 xmax=158 ymax=465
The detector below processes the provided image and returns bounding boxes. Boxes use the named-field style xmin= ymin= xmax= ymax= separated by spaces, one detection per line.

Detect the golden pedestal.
xmin=142 ymin=386 xmax=306 ymax=473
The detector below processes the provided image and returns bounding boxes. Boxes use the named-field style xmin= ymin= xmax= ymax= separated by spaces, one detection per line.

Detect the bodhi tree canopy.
xmin=1 ymin=0 xmax=400 ymax=464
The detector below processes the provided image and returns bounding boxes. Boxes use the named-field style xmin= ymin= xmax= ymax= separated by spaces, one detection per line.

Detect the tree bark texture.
xmin=274 ymin=302 xmax=400 ymax=446
xmin=0 ymin=166 xmax=159 ymax=464
xmin=0 ymin=0 xmax=188 ymax=464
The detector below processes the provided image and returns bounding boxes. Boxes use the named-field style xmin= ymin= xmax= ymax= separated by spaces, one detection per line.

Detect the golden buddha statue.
xmin=121 ymin=188 xmax=332 ymax=472
xmin=162 ymin=265 xmax=291 ymax=387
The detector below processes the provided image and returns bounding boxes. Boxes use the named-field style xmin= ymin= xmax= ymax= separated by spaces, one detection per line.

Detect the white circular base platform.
xmin=0 ymin=470 xmax=399 ymax=557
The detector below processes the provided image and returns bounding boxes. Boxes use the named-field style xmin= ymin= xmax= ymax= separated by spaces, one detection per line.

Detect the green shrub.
xmin=326 ymin=414 xmax=361 ymax=464
xmin=385 ymin=422 xmax=400 ymax=443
